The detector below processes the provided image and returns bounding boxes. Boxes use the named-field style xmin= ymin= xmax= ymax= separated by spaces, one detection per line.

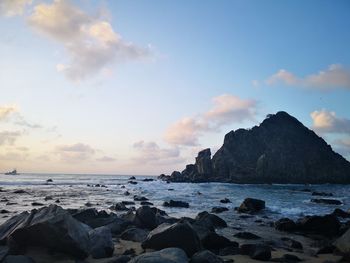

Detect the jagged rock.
xmin=311 ymin=198 xmax=342 ymax=205
xmin=190 ymin=250 xmax=224 ymax=263
xmin=165 ymin=112 xmax=350 ymax=184
xmin=233 ymin=231 xmax=261 ymax=240
xmin=0 ymin=205 xmax=90 ymax=258
xmin=142 ymin=222 xmax=201 ymax=256
xmin=163 ymin=200 xmax=189 ymax=208
xmin=129 ymin=247 xmax=188 ymax=263
xmin=120 ymin=227 xmax=149 ymax=242
xmin=89 ymin=226 xmax=114 ymax=259
xmin=3 ymin=255 xmax=36 ymax=263
xmin=211 ymin=207 xmax=229 ymax=214
xmin=237 ymin=198 xmax=265 ymax=213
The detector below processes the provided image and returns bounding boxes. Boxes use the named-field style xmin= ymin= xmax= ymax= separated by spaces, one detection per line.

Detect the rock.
xmin=120 ymin=227 xmax=149 ymax=242
xmin=312 ymin=191 xmax=333 ymax=196
xmin=0 ymin=210 xmax=10 ymax=214
xmin=163 ymin=200 xmax=189 ymax=208
xmin=46 ymin=179 xmax=53 ymax=183
xmin=124 ymin=191 xmax=130 ymax=196
xmin=105 ymin=255 xmax=131 ymax=263
xmin=274 ymin=218 xmax=297 ymax=232
xmin=0 ymin=246 xmax=9 ymax=261
xmin=311 ymin=198 xmax=342 ymax=205
xmin=31 ymin=202 xmax=44 ymax=206
xmin=271 ymin=254 xmax=302 ymax=262
xmin=3 ymin=255 xmax=35 ymax=263
xmin=165 ymin=111 xmax=350 ymax=184
xmin=122 ymin=201 xmax=135 ymax=205
xmin=89 ymin=226 xmax=114 ymax=259
xmin=133 ymin=195 xmax=148 ymax=201
xmin=129 ymin=247 xmax=188 ymax=263
xmin=142 ymin=178 xmax=154 ymax=182
xmin=280 ymin=237 xmax=303 ymax=250
xmin=334 ymin=228 xmax=350 ymax=254
xmin=113 ymin=202 xmax=129 ymax=211
xmin=190 ymin=250 xmax=224 ymax=263
xmin=194 ymin=211 xmax=227 ymax=229
xmin=13 ymin=190 xmax=27 ymax=194
xmin=85 ymin=202 xmax=93 ymax=207
xmin=44 ymin=196 xmax=52 ymax=201
xmin=237 ymin=198 xmax=265 ymax=213
xmin=0 ymin=205 xmax=90 ymax=258
xmin=332 ymin=208 xmax=350 ymax=218
xmin=316 ymin=245 xmax=336 ymax=254
xmin=240 ymin=244 xmax=271 ymax=261
xmin=220 ymin=198 xmax=231 ymax=203
xmin=211 ymin=207 xmax=229 ymax=214
xmin=218 ymin=246 xmax=240 ymax=256
xmin=201 ymin=232 xmax=238 ymax=250
xmin=142 ymin=221 xmax=201 ymax=256
xmin=140 ymin=201 xmax=153 ymax=206
xmin=233 ymin=232 xmax=261 ymax=240
xmin=129 ymin=176 xmax=136 ymax=180
xmin=128 ymin=181 xmax=137 ymax=185
xmin=134 ymin=206 xmax=157 ymax=229
xmin=72 ymin=208 xmax=121 ymax=229
xmin=297 ymin=214 xmax=341 ymax=237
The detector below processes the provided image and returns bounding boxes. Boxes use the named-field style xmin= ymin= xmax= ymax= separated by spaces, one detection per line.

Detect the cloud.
xmin=96 ymin=156 xmax=116 ymax=162
xmin=333 ymin=138 xmax=350 ymax=158
xmin=164 ymin=94 xmax=257 ymax=146
xmin=0 ymin=131 xmax=22 ymax=145
xmin=0 ymin=105 xmax=18 ymax=121
xmin=55 ymin=142 xmax=96 ymax=162
xmin=132 ymin=140 xmax=185 ymax=165
xmin=311 ymin=110 xmax=350 ymax=134
xmin=14 ymin=115 xmax=42 ymax=129
xmin=0 ymin=0 xmax=32 ymax=17
xmin=266 ymin=64 xmax=350 ymax=90
xmin=28 ymin=0 xmax=150 ymax=81
xmin=0 ymin=151 xmax=27 ymax=161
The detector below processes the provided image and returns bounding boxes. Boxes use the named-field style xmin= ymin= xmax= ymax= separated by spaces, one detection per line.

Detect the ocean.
xmin=0 ymin=173 xmax=349 ymax=225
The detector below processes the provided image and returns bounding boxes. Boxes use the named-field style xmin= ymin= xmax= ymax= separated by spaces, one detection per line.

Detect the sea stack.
xmin=165 ymin=111 xmax=350 ymax=184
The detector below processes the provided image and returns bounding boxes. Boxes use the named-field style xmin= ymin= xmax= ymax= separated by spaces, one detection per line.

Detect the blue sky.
xmin=0 ymin=0 xmax=349 ymax=174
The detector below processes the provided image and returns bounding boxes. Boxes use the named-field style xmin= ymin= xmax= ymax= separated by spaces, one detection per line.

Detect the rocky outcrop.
xmin=165 ymin=111 xmax=350 ymax=184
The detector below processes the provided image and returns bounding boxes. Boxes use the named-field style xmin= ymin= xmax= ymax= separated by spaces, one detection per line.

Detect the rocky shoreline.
xmin=0 ymin=178 xmax=349 ymax=263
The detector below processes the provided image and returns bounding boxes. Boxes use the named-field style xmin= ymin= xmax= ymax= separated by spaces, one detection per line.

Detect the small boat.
xmin=5 ymin=169 xmax=19 ymax=175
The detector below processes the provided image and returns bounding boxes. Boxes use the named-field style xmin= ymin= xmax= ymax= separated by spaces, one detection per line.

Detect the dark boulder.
xmin=140 ymin=201 xmax=153 ymax=206
xmin=134 ymin=206 xmax=157 ymax=229
xmin=297 ymin=214 xmax=341 ymax=237
xmin=274 ymin=218 xmax=297 ymax=232
xmin=190 ymin=250 xmax=224 ymax=263
xmin=332 ymin=208 xmax=350 ymax=218
xmin=312 ymin=191 xmax=333 ymax=196
xmin=89 ymin=226 xmax=114 ymax=259
xmin=105 ymin=255 xmax=131 ymax=263
xmin=163 ymin=200 xmax=189 ymax=208
xmin=233 ymin=232 xmax=261 ymax=240
xmin=113 ymin=202 xmax=129 ymax=211
xmin=240 ymin=244 xmax=271 ymax=261
xmin=237 ymin=198 xmax=265 ymax=213
xmin=142 ymin=222 xmax=201 ymax=256
xmin=120 ymin=227 xmax=149 ymax=242
xmin=220 ymin=198 xmax=231 ymax=204
xmin=3 ymin=255 xmax=35 ymax=263
xmin=211 ymin=207 xmax=229 ymax=214
xmin=129 ymin=176 xmax=136 ymax=180
xmin=0 ymin=246 xmax=9 ymax=261
xmin=271 ymin=254 xmax=302 ymax=262
xmin=194 ymin=211 xmax=227 ymax=229
xmin=0 ymin=205 xmax=90 ymax=258
xmin=280 ymin=237 xmax=303 ymax=250
xmin=201 ymin=232 xmax=237 ymax=250
xmin=311 ymin=198 xmax=342 ymax=205
xmin=129 ymin=247 xmax=188 ymax=263
xmin=133 ymin=196 xmax=148 ymax=202
xmin=334 ymin=228 xmax=350 ymax=254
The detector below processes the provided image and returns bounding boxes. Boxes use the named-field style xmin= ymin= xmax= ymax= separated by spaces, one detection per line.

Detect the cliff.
xmin=165 ymin=111 xmax=350 ymax=184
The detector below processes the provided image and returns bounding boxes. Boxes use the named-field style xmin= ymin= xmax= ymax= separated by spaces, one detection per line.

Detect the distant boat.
xmin=5 ymin=169 xmax=19 ymax=175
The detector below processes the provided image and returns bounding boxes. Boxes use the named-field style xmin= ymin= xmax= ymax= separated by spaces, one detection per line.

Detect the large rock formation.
xmin=165 ymin=111 xmax=350 ymax=184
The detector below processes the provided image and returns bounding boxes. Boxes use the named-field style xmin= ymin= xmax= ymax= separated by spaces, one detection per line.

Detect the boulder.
xmin=190 ymin=250 xmax=224 ymax=263
xmin=211 ymin=207 xmax=229 ymax=214
xmin=113 ymin=202 xmax=129 ymax=211
xmin=271 ymin=254 xmax=302 ymax=262
xmin=334 ymin=228 xmax=350 ymax=254
xmin=312 ymin=191 xmax=333 ymax=196
xmin=194 ymin=211 xmax=227 ymax=229
xmin=105 ymin=255 xmax=131 ymax=263
xmin=240 ymin=244 xmax=271 ymax=261
xmin=133 ymin=196 xmax=148 ymax=202
xmin=89 ymin=226 xmax=114 ymax=259
xmin=332 ymin=208 xmax=350 ymax=218
xmin=142 ymin=222 xmax=201 ymax=256
xmin=120 ymin=227 xmax=149 ymax=242
xmin=237 ymin=198 xmax=265 ymax=213
xmin=134 ymin=206 xmax=157 ymax=229
xmin=280 ymin=237 xmax=303 ymax=250
xmin=297 ymin=214 xmax=340 ymax=237
xmin=201 ymin=232 xmax=238 ymax=250
xmin=0 ymin=246 xmax=9 ymax=261
xmin=311 ymin=198 xmax=342 ymax=205
xmin=129 ymin=247 xmax=188 ymax=263
xmin=0 ymin=205 xmax=90 ymax=258
xmin=274 ymin=218 xmax=297 ymax=232
xmin=220 ymin=198 xmax=231 ymax=204
xmin=163 ymin=200 xmax=189 ymax=208
xmin=233 ymin=232 xmax=261 ymax=240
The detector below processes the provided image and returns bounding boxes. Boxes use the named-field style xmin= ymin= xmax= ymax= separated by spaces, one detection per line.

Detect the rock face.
xmin=165 ymin=111 xmax=350 ymax=184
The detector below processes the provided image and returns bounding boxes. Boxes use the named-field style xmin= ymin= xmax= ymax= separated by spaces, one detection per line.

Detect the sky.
xmin=0 ymin=0 xmax=350 ymax=175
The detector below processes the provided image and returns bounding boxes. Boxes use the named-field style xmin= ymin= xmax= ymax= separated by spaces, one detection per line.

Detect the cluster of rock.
xmin=161 ymin=111 xmax=350 ymax=184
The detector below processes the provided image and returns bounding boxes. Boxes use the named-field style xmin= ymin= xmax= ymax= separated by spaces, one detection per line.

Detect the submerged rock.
xmin=142 ymin=221 xmax=201 ymax=256
xmin=163 ymin=200 xmax=189 ymax=208
xmin=129 ymin=247 xmax=188 ymax=263
xmin=211 ymin=207 xmax=229 ymax=214
xmin=311 ymin=198 xmax=342 ymax=205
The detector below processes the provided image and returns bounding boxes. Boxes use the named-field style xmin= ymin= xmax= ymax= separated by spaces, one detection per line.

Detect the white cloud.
xmin=311 ymin=110 xmax=350 ymax=134
xmin=0 ymin=0 xmax=32 ymax=17
xmin=0 ymin=105 xmax=18 ymax=121
xmin=0 ymin=151 xmax=27 ymax=161
xmin=55 ymin=142 xmax=96 ymax=162
xmin=28 ymin=0 xmax=150 ymax=81
xmin=164 ymin=94 xmax=257 ymax=146
xmin=0 ymin=131 xmax=22 ymax=145
xmin=266 ymin=64 xmax=350 ymax=90
xmin=132 ymin=140 xmax=185 ymax=165
xmin=96 ymin=156 xmax=116 ymax=162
